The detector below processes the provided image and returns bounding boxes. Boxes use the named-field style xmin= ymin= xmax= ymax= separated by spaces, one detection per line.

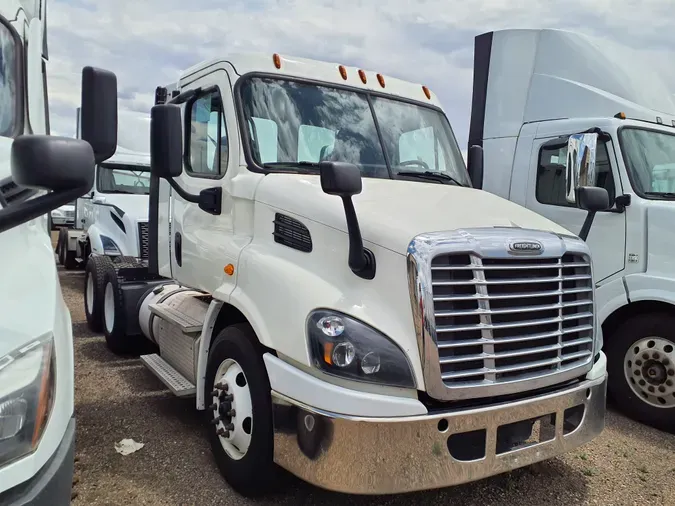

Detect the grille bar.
xmin=137 ymin=222 xmax=150 ymax=259
xmin=431 ymin=250 xmax=594 ymax=389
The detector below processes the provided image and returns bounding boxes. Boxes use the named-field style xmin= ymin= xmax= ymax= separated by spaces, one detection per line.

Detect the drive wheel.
xmin=606 ymin=313 xmax=675 ymax=432
xmin=84 ymin=255 xmax=114 ymax=332
xmin=205 ymin=324 xmax=277 ymax=497
xmin=102 ymin=270 xmax=138 ymax=355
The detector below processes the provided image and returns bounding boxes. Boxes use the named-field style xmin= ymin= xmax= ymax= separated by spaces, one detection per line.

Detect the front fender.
xmin=624 ymin=273 xmax=675 ymax=306
xmin=87 ymin=223 xmax=127 ymax=256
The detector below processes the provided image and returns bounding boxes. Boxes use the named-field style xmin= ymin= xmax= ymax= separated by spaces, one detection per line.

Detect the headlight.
xmin=0 ymin=334 xmax=56 ymax=467
xmin=51 ymin=210 xmax=64 ymax=218
xmin=307 ymin=310 xmax=415 ymax=388
xmin=100 ymin=235 xmax=121 ymax=255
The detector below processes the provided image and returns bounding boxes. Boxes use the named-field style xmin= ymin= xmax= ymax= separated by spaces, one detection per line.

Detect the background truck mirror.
xmin=80 ymin=66 xmax=118 ymax=164
xmin=467 ymin=144 xmax=484 ymax=189
xmin=565 ymin=132 xmax=598 ymax=205
xmin=0 ymin=136 xmax=96 ymax=234
xmin=150 ymin=103 xmax=183 ymax=179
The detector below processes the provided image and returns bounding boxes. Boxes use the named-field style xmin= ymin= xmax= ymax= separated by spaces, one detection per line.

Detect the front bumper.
xmin=272 ymin=373 xmax=607 ymax=495
xmin=0 ymin=417 xmax=75 ymax=505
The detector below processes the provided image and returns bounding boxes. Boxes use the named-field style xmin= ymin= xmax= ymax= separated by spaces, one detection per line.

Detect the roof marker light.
xmin=614 ymin=112 xmax=626 ymax=120
xmin=358 ymin=69 xmax=367 ymax=84
xmin=338 ymin=65 xmax=348 ymax=80
xmin=376 ymin=73 xmax=385 ymax=88
xmin=656 ymin=116 xmax=663 ymax=124
xmin=422 ymin=85 xmax=431 ymax=99
xmin=273 ymin=53 xmax=281 ymax=69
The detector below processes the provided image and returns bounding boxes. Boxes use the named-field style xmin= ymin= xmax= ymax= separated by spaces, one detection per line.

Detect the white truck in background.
xmin=467 ymin=27 xmax=675 ymax=432
xmin=54 ymin=110 xmax=151 ymax=332
xmin=93 ymin=53 xmax=609 ymax=496
xmin=0 ymin=0 xmax=119 ymax=503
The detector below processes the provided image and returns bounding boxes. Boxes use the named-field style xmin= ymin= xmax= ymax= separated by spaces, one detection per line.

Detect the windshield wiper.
xmin=645 ymin=192 xmax=675 ymax=199
xmin=262 ymin=161 xmax=320 ymax=173
xmin=396 ymin=170 xmax=465 ymax=187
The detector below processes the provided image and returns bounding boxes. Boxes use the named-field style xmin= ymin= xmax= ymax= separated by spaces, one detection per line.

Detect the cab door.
xmin=526 ymin=133 xmax=627 ymax=282
xmin=169 ymin=65 xmax=240 ymax=293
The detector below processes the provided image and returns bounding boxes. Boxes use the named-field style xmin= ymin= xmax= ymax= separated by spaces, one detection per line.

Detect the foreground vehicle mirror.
xmin=577 ymin=186 xmax=610 ymax=241
xmin=80 ymin=66 xmax=118 ymax=164
xmin=150 ymin=104 xmax=183 ymax=179
xmin=467 ymin=144 xmax=484 ymax=189
xmin=0 ymin=136 xmax=95 ymax=234
xmin=319 ymin=161 xmax=375 ymax=280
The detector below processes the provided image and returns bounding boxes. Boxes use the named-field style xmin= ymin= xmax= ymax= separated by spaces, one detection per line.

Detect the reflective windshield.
xmin=619 ymin=127 xmax=675 ymax=196
xmin=97 ymin=164 xmax=151 ymax=195
xmin=239 ymin=77 xmax=469 ymax=185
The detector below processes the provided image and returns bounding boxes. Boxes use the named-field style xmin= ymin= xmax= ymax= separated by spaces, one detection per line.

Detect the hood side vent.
xmin=0 ymin=177 xmax=36 ymax=206
xmin=273 ymin=213 xmax=312 ymax=253
xmin=110 ymin=210 xmax=126 ymax=233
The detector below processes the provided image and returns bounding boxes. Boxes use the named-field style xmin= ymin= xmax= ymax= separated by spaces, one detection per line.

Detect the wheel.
xmin=61 ymin=232 xmax=78 ymax=270
xmin=101 ymin=269 xmax=140 ymax=355
xmin=205 ymin=324 xmax=277 ymax=497
xmin=84 ymin=255 xmax=114 ymax=332
xmin=605 ymin=313 xmax=675 ymax=432
xmin=57 ymin=229 xmax=67 ymax=265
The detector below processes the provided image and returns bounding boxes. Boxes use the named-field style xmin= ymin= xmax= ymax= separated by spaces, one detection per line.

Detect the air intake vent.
xmin=273 ymin=213 xmax=312 ymax=253
xmin=138 ymin=222 xmax=149 ymax=259
xmin=0 ymin=177 xmax=35 ymax=206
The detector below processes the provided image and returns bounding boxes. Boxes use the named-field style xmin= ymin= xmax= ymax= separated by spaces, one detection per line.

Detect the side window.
xmin=536 ymin=140 xmax=616 ymax=206
xmin=248 ymin=117 xmax=278 ymax=164
xmin=187 ymin=90 xmax=228 ymax=176
xmin=0 ymin=20 xmax=20 ymax=137
xmin=298 ymin=125 xmax=335 ymax=163
xmin=398 ymin=127 xmax=447 ymax=171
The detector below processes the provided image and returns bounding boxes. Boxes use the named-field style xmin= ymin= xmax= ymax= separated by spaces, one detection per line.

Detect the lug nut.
xmin=215 ymin=382 xmax=229 ymax=391
xmin=210 ymin=416 xmax=222 ymax=425
xmin=224 ymin=423 xmax=235 ymax=431
xmin=210 ymin=390 xmax=219 ymax=397
xmin=220 ymin=393 xmax=234 ymax=402
xmin=209 ymin=403 xmax=218 ymax=411
xmin=227 ymin=409 xmax=236 ymax=417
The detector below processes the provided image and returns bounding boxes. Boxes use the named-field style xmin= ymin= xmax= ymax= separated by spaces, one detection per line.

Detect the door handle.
xmin=175 ymin=232 xmax=182 ymax=267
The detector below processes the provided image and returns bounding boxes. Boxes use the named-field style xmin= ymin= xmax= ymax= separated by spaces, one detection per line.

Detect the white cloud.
xmin=46 ymin=0 xmax=675 ymax=154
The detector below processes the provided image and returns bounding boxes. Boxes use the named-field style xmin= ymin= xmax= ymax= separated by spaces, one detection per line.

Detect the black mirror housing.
xmin=12 ymin=136 xmax=95 ymax=191
xmin=319 ymin=161 xmax=362 ymax=197
xmin=80 ymin=66 xmax=118 ymax=164
xmin=150 ymin=103 xmax=183 ymax=179
xmin=467 ymin=144 xmax=484 ymax=189
xmin=577 ymin=186 xmax=610 ymax=212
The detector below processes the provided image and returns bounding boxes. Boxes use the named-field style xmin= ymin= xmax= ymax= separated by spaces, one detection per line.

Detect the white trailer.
xmin=467 ymin=28 xmax=675 ymax=432
xmin=0 ymin=1 xmax=118 ymax=503
xmin=96 ymin=53 xmax=609 ymax=496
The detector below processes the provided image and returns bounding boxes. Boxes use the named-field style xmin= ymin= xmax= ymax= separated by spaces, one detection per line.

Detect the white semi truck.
xmin=467 ymin=28 xmax=675 ymax=432
xmin=0 ymin=0 xmax=119 ymax=503
xmin=95 ymin=53 xmax=609 ymax=496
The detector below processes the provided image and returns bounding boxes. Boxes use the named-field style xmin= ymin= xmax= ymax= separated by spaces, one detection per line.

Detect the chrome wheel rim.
xmin=624 ymin=336 xmax=675 ymax=408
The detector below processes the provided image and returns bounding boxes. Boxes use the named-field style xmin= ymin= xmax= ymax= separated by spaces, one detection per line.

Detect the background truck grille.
xmin=138 ymin=222 xmax=149 ymax=259
xmin=430 ymin=253 xmax=594 ymax=388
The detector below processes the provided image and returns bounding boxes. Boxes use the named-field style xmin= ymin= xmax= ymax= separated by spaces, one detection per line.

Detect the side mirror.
xmin=565 ymin=132 xmax=598 ymax=205
xmin=80 ymin=66 xmax=118 ymax=164
xmin=467 ymin=144 xmax=484 ymax=189
xmin=319 ymin=161 xmax=362 ymax=197
xmin=318 ymin=161 xmax=375 ymax=280
xmin=0 ymin=136 xmax=95 ymax=234
xmin=150 ymin=103 xmax=183 ymax=179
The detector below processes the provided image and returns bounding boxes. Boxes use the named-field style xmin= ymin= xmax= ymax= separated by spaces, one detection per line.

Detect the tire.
xmin=84 ymin=255 xmax=115 ymax=332
xmin=57 ymin=229 xmax=67 ymax=265
xmin=605 ymin=313 xmax=675 ymax=432
xmin=101 ymin=269 xmax=143 ymax=355
xmin=205 ymin=324 xmax=277 ymax=497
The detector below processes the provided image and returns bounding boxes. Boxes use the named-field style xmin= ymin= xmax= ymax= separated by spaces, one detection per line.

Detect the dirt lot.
xmin=54 ymin=244 xmax=675 ymax=505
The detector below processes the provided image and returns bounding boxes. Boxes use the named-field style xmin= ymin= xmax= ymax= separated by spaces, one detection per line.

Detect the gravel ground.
xmin=54 ymin=238 xmax=675 ymax=505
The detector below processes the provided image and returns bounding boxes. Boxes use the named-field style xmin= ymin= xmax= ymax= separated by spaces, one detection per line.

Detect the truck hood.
xmin=254 ymin=173 xmax=574 ymax=254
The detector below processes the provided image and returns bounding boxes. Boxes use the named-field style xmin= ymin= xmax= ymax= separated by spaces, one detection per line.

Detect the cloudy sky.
xmin=46 ymin=0 xmax=675 ymax=158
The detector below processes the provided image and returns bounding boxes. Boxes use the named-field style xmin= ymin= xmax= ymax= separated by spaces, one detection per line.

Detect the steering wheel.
xmin=399 ymin=159 xmax=430 ymax=171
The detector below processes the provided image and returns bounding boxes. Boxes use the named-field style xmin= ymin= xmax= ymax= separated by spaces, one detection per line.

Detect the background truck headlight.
xmin=307 ymin=310 xmax=416 ymax=388
xmin=100 ymin=235 xmax=121 ymax=255
xmin=0 ymin=334 xmax=56 ymax=467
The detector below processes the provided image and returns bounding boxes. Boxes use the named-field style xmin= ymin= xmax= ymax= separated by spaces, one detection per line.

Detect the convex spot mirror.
xmin=565 ymin=132 xmax=598 ymax=205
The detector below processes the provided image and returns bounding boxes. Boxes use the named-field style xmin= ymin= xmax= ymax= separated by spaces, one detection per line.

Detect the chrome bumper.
xmin=271 ymin=374 xmax=607 ymax=495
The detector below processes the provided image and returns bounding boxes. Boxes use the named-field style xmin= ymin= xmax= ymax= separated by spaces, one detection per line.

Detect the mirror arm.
xmin=165 ymin=177 xmax=221 ymax=215
xmin=0 ymin=185 xmax=88 ymax=234
xmin=166 ymin=177 xmax=200 ymax=204
xmin=579 ymin=210 xmax=597 ymax=242
xmin=340 ymin=196 xmax=376 ymax=280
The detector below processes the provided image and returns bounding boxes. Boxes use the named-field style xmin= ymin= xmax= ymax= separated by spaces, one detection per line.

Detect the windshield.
xmin=239 ymin=77 xmax=470 ymax=185
xmin=619 ymin=127 xmax=675 ymax=196
xmin=97 ymin=164 xmax=151 ymax=195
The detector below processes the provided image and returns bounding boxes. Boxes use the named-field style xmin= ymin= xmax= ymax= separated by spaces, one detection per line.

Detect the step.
xmin=140 ymin=353 xmax=196 ymax=397
xmin=149 ymin=303 xmax=203 ymax=334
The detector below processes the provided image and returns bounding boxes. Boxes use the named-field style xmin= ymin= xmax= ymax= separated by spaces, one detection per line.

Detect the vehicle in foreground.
xmin=90 ymin=53 xmax=610 ymax=496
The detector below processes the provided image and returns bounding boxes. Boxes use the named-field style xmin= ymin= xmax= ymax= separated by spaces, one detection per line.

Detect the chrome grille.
xmin=431 ymin=253 xmax=594 ymax=388
xmin=138 ymin=222 xmax=149 ymax=259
